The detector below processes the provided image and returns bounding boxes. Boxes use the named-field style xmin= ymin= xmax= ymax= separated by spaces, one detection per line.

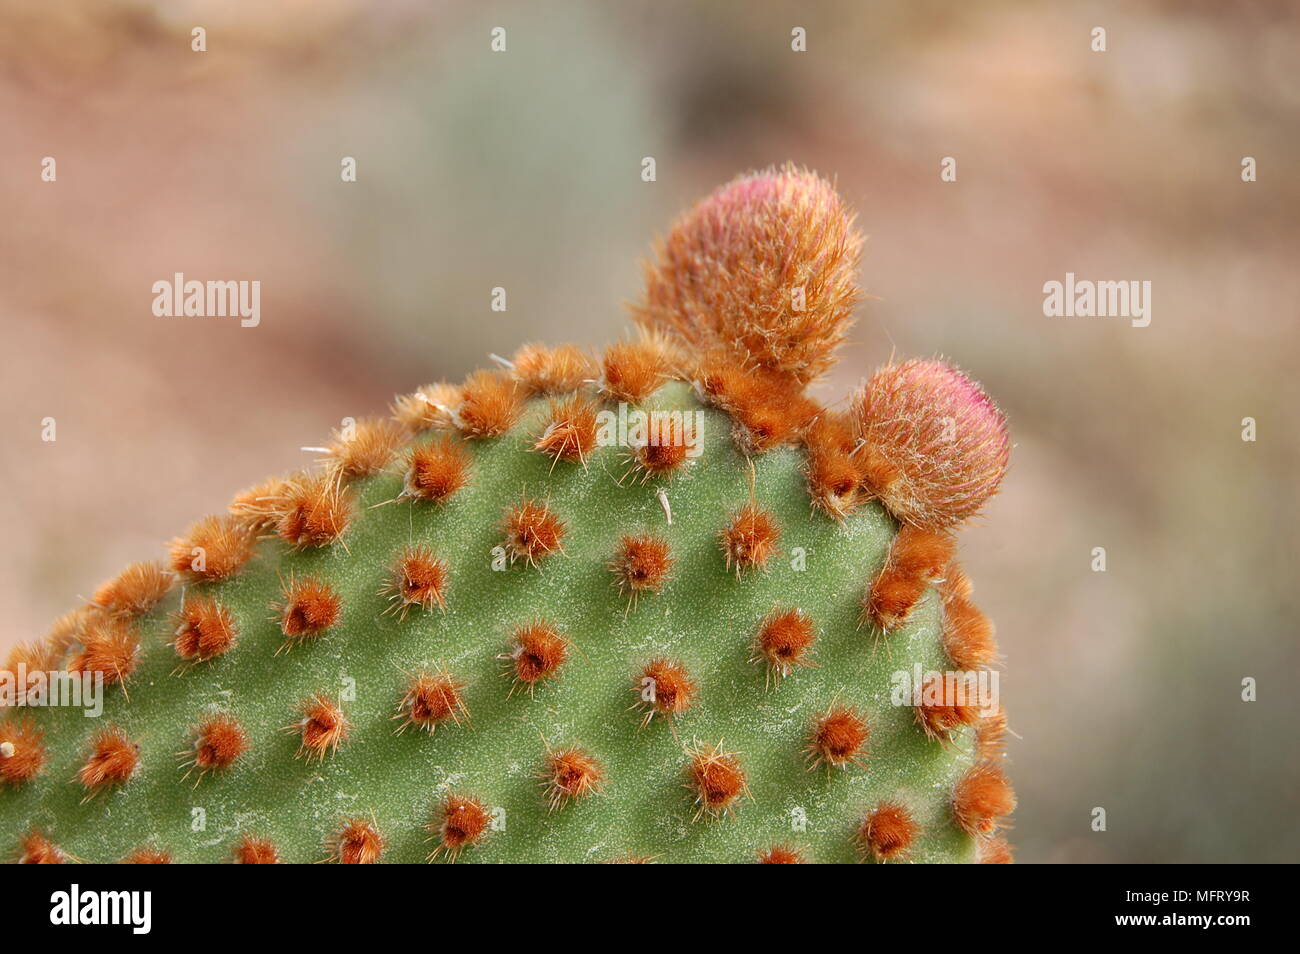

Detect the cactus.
xmin=0 ymin=165 xmax=1014 ymax=864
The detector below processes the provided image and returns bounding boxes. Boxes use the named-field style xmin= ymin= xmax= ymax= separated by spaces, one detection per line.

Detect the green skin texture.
xmin=2 ymin=382 xmax=979 ymax=863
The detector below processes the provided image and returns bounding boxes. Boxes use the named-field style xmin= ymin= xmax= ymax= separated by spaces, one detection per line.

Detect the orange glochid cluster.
xmin=952 ymin=761 xmax=1016 ymax=837
xmin=329 ymin=818 xmax=384 ymax=864
xmin=122 ymin=847 xmax=171 ymax=864
xmin=540 ymin=745 xmax=605 ymax=811
xmin=635 ymin=657 xmax=696 ymax=727
xmin=751 ymin=607 xmax=816 ymax=686
xmin=856 ymin=801 xmax=918 ymax=862
xmin=78 ymin=726 xmax=139 ymax=796
xmin=172 ymin=595 xmax=238 ymax=662
xmin=807 ymin=704 xmax=869 ymax=771
xmin=169 ymin=514 xmax=255 ymax=581
xmin=861 ymin=525 xmax=955 ymax=633
xmin=381 ymin=545 xmax=449 ymax=618
xmin=321 ymin=416 xmax=406 ymax=479
xmin=186 ymin=714 xmax=249 ymax=779
xmin=0 ymin=719 xmax=47 ymax=786
xmin=535 ymin=394 xmax=600 ymax=467
xmin=234 ymin=835 xmax=280 ymax=864
xmin=18 ymin=829 xmax=64 ymax=864
xmin=686 ymin=742 xmax=748 ymax=820
xmin=68 ymin=616 xmax=139 ymax=690
xmin=720 ymin=501 xmax=781 ymax=575
xmin=505 ymin=622 xmax=569 ymax=694
xmin=275 ymin=575 xmax=343 ymax=649
xmin=455 ymin=369 xmax=522 ymax=438
xmin=609 ymin=534 xmax=673 ymax=605
xmin=510 ymin=343 xmax=595 ymax=395
xmin=757 ymin=845 xmax=805 ymax=864
xmin=501 ymin=498 xmax=566 ymax=567
xmin=429 ymin=794 xmax=492 ymax=861
xmin=404 ymin=433 xmax=472 ymax=502
xmin=291 ymin=694 xmax=349 ymax=762
xmin=276 ymin=474 xmax=354 ymax=548
xmin=395 ymin=667 xmax=468 ymax=734
xmin=390 ymin=381 xmax=459 ymax=433
xmin=91 ymin=561 xmax=173 ymax=618
xmin=600 ymin=331 xmax=676 ymax=404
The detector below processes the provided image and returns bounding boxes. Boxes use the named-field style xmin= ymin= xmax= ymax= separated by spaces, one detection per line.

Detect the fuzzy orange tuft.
xmin=501 ymin=498 xmax=567 ymax=567
xmin=943 ymin=597 xmax=998 ymax=672
xmin=802 ymin=409 xmax=862 ymax=518
xmin=122 ymin=848 xmax=171 ymax=864
xmin=234 ymin=834 xmax=280 ymax=864
xmin=169 ymin=515 xmax=255 ymax=581
xmin=635 ymin=657 xmax=696 ymax=726
xmin=978 ymin=835 xmax=1015 ymax=864
xmin=953 ymin=761 xmax=1017 ymax=836
xmin=171 ymin=595 xmax=238 ymax=662
xmin=189 ymin=714 xmax=249 ymax=776
xmin=695 ymin=352 xmax=818 ymax=452
xmin=45 ymin=608 xmax=92 ymax=660
xmin=505 ymin=622 xmax=569 ymax=693
xmin=330 ymin=818 xmax=384 ymax=864
xmin=757 ymin=845 xmax=805 ymax=864
xmin=3 ymin=640 xmax=62 ymax=703
xmin=0 ymin=719 xmax=47 ymax=786
xmin=976 ymin=707 xmax=1009 ymax=761
xmin=686 ymin=742 xmax=749 ymax=820
xmin=540 ymin=745 xmax=606 ymax=811
xmin=634 ymin=164 xmax=863 ymax=386
xmin=751 ymin=607 xmax=816 ymax=685
xmin=275 ymin=575 xmax=343 ymax=647
xmin=720 ymin=502 xmax=781 ymax=575
xmin=852 ymin=359 xmax=1009 ymax=530
xmin=808 ymin=704 xmax=869 ymax=770
xmin=939 ymin=559 xmax=975 ymax=603
xmin=92 ymin=561 xmax=173 ymax=618
xmin=535 ymin=394 xmax=600 ymax=466
xmin=861 ymin=527 xmax=955 ymax=632
xmin=856 ymin=802 xmax=918 ymax=862
xmin=429 ymin=794 xmax=492 ymax=861
xmin=322 ymin=416 xmax=406 ymax=479
xmin=860 ymin=568 xmax=928 ymax=633
xmin=600 ymin=331 xmax=676 ymax=403
xmin=68 ymin=616 xmax=139 ymax=688
xmin=609 ymin=534 xmax=674 ymax=604
xmin=804 ymin=448 xmax=862 ymax=519
xmin=510 ymin=342 xmax=595 ymax=394
xmin=395 ymin=667 xmax=468 ymax=734
xmin=381 ymin=545 xmax=449 ymax=619
xmin=276 ymin=475 xmax=353 ymax=548
xmin=78 ymin=726 xmax=139 ymax=794
xmin=19 ymin=829 xmax=63 ymax=864
xmin=292 ymin=693 xmax=349 ymax=761
xmin=455 ymin=369 xmax=522 ymax=438
xmin=404 ymin=433 xmax=472 ymax=502
xmin=914 ymin=672 xmax=983 ymax=742
xmin=391 ymin=380 xmax=460 ymax=433
xmin=228 ymin=474 xmax=294 ymax=532
xmin=629 ymin=437 xmax=690 ymax=482
xmin=891 ymin=526 xmax=956 ymax=582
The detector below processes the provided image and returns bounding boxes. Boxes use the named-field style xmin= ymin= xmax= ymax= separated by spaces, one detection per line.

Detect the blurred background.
xmin=2 ymin=0 xmax=1297 ymax=862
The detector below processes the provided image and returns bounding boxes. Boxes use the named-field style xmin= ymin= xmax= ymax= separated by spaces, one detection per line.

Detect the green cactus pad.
xmin=2 ymin=383 xmax=982 ymax=863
